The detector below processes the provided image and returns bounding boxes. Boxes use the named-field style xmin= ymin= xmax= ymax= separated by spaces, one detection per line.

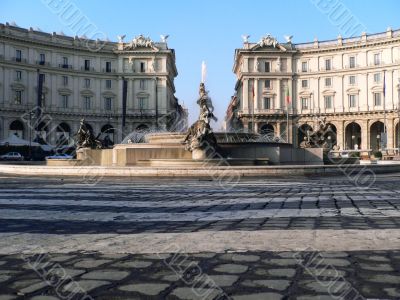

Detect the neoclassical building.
xmin=230 ymin=28 xmax=400 ymax=150
xmin=0 ymin=22 xmax=186 ymax=146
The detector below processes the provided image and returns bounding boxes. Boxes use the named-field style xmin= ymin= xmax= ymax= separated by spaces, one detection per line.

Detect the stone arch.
xmin=345 ymin=122 xmax=362 ymax=150
xmin=9 ymin=120 xmax=24 ymax=138
xmin=297 ymin=123 xmax=312 ymax=147
xmin=56 ymin=122 xmax=71 ymax=146
xmin=136 ymin=124 xmax=149 ymax=131
xmin=259 ymin=123 xmax=274 ymax=135
xmin=370 ymin=121 xmax=386 ymax=150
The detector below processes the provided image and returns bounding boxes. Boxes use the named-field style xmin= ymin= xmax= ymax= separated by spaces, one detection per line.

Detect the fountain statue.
xmin=182 ymin=82 xmax=218 ymax=159
xmin=76 ymin=119 xmax=103 ymax=149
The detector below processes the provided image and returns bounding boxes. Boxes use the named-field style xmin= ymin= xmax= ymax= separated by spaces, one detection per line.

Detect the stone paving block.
xmin=63 ymin=280 xmax=110 ymax=292
xmin=0 ymin=296 xmax=16 ymax=300
xmin=241 ymin=279 xmax=290 ymax=291
xmin=119 ymin=282 xmax=170 ymax=295
xmin=81 ymin=270 xmax=130 ymax=281
xmin=207 ymin=274 xmax=239 ymax=287
xmin=169 ymin=287 xmax=222 ymax=300
xmin=231 ymin=292 xmax=283 ymax=300
xmin=111 ymin=260 xmax=153 ymax=269
xmin=263 ymin=258 xmax=300 ymax=266
xmin=359 ymin=262 xmax=394 ymax=272
xmin=213 ymin=264 xmax=248 ymax=274
xmin=73 ymin=259 xmax=111 ymax=269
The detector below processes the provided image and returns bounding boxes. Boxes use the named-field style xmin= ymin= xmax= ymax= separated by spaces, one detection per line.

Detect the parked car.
xmin=0 ymin=152 xmax=24 ymax=161
xmin=45 ymin=153 xmax=74 ymax=160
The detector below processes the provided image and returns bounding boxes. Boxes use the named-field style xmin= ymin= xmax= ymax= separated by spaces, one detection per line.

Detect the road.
xmin=0 ymin=174 xmax=399 ymax=299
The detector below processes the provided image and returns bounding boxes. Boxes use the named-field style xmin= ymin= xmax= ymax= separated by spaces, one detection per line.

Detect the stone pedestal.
xmin=192 ymin=149 xmax=207 ymax=160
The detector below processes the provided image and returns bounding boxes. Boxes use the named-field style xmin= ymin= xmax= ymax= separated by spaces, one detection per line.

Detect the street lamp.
xmin=28 ymin=111 xmax=36 ymax=160
xmin=377 ymin=134 xmax=381 ymax=150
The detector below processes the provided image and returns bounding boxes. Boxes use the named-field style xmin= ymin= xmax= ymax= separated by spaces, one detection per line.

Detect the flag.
xmin=122 ymin=79 xmax=127 ymax=127
xmin=36 ymin=72 xmax=44 ymax=119
xmin=383 ymin=70 xmax=386 ymax=97
xmin=252 ymin=83 xmax=255 ymax=99
xmin=285 ymin=86 xmax=291 ymax=104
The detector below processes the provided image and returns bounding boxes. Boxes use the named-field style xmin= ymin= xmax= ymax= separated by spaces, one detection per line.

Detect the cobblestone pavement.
xmin=0 ymin=174 xmax=400 ymax=299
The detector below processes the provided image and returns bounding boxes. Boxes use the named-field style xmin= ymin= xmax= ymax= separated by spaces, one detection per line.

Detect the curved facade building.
xmin=0 ymin=22 xmax=186 ymax=145
xmin=232 ymin=28 xmax=400 ymax=150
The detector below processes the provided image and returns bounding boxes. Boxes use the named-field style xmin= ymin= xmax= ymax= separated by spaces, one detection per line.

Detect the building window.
xmin=106 ymin=79 xmax=112 ymax=89
xmin=39 ymin=53 xmax=45 ymax=65
xmin=324 ymin=77 xmax=332 ymax=87
xmin=61 ymin=95 xmax=69 ymax=108
xmin=374 ymin=73 xmax=381 ymax=83
xmin=84 ymin=78 xmax=90 ymax=88
xmin=264 ymin=79 xmax=271 ymax=89
xmin=324 ymin=95 xmax=332 ymax=109
xmin=84 ymin=59 xmax=90 ymax=71
xmin=105 ymin=61 xmax=111 ymax=72
xmin=62 ymin=76 xmax=68 ymax=86
xmin=325 ymin=59 xmax=331 ymax=71
xmin=138 ymin=97 xmax=147 ymax=109
xmin=301 ymin=61 xmax=308 ymax=72
xmin=140 ymin=62 xmax=146 ymax=73
xmin=373 ymin=92 xmax=382 ymax=106
xmin=62 ymin=57 xmax=68 ymax=68
xmin=83 ymin=97 xmax=91 ymax=110
xmin=105 ymin=97 xmax=112 ymax=110
xmin=349 ymin=75 xmax=356 ymax=85
xmin=301 ymin=97 xmax=308 ymax=109
xmin=264 ymin=97 xmax=272 ymax=109
xmin=349 ymin=56 xmax=356 ymax=68
xmin=301 ymin=79 xmax=308 ymax=88
xmin=14 ymin=90 xmax=22 ymax=104
xmin=16 ymin=70 xmax=22 ymax=81
xmin=349 ymin=94 xmax=357 ymax=108
xmin=374 ymin=53 xmax=381 ymax=65
xmin=139 ymin=79 xmax=146 ymax=90
xmin=264 ymin=62 xmax=270 ymax=72
xmin=15 ymin=49 xmax=22 ymax=62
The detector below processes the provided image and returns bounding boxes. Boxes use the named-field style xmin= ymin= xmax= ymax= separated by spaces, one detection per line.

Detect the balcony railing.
xmin=102 ymin=68 xmax=116 ymax=73
xmin=81 ymin=66 xmax=95 ymax=71
xmin=12 ymin=57 xmax=27 ymax=63
xmin=59 ymin=64 xmax=73 ymax=69
xmin=255 ymin=108 xmax=286 ymax=114
xmin=36 ymin=61 xmax=51 ymax=67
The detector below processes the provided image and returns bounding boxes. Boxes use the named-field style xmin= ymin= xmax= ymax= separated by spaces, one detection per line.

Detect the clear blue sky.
xmin=1 ymin=0 xmax=399 ymax=127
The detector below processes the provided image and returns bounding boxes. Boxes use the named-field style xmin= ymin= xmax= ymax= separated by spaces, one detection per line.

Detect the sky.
xmin=1 ymin=0 xmax=400 ymax=127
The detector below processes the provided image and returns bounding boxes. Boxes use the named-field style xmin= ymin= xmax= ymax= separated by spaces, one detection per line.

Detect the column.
xmin=254 ymin=122 xmax=259 ymax=133
xmin=276 ymin=79 xmax=281 ymax=111
xmin=254 ymin=79 xmax=259 ymax=111
xmin=243 ymin=79 xmax=249 ymax=113
xmin=387 ymin=118 xmax=394 ymax=149
xmin=361 ymin=120 xmax=368 ymax=150
xmin=288 ymin=78 xmax=293 ymax=113
xmin=127 ymin=79 xmax=134 ymax=110
xmin=336 ymin=121 xmax=344 ymax=150
xmin=276 ymin=122 xmax=281 ymax=137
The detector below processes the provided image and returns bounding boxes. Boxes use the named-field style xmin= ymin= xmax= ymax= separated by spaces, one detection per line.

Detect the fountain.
xmin=75 ymin=63 xmax=331 ymax=167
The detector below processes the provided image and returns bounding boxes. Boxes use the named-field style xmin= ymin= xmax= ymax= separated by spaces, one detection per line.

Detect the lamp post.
xmin=28 ymin=111 xmax=35 ymax=160
xmin=377 ymin=134 xmax=381 ymax=150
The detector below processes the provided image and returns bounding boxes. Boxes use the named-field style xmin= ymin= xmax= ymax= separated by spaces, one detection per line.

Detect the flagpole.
xmin=285 ymin=84 xmax=290 ymax=143
xmin=383 ymin=70 xmax=387 ymax=150
xmin=252 ymin=80 xmax=255 ymax=133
